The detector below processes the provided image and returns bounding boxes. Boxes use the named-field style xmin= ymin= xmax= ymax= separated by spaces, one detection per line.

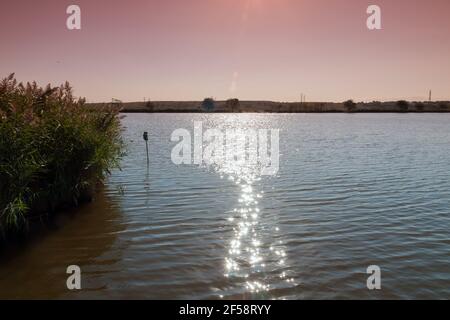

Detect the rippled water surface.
xmin=1 ymin=113 xmax=449 ymax=299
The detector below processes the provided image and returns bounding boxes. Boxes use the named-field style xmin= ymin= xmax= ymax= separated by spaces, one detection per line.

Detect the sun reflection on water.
xmin=200 ymin=116 xmax=297 ymax=298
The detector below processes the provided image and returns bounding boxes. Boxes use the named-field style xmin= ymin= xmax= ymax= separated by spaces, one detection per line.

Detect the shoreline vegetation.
xmin=0 ymin=74 xmax=124 ymax=241
xmin=88 ymin=99 xmax=450 ymax=113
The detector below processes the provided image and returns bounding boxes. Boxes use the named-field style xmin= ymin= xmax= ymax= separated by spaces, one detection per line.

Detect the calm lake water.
xmin=1 ymin=113 xmax=449 ymax=299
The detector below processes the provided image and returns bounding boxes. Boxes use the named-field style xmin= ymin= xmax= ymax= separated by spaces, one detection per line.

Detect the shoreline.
xmin=87 ymin=100 xmax=450 ymax=113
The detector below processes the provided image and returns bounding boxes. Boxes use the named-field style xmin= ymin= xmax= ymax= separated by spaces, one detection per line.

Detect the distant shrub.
xmin=225 ymin=99 xmax=239 ymax=113
xmin=0 ymin=74 xmax=124 ymax=235
xmin=343 ymin=100 xmax=357 ymax=113
xmin=396 ymin=100 xmax=409 ymax=112
xmin=438 ymin=102 xmax=448 ymax=111
xmin=202 ymin=98 xmax=215 ymax=112
xmin=145 ymin=101 xmax=155 ymax=112
xmin=415 ymin=102 xmax=425 ymax=112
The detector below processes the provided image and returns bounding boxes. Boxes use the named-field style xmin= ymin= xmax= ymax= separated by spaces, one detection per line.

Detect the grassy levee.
xmin=88 ymin=100 xmax=450 ymax=113
xmin=0 ymin=74 xmax=124 ymax=240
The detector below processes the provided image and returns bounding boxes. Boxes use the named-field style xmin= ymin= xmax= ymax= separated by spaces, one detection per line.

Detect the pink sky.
xmin=1 ymin=0 xmax=449 ymax=102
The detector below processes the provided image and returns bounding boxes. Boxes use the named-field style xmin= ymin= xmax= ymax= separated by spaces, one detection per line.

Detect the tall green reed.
xmin=0 ymin=74 xmax=124 ymax=236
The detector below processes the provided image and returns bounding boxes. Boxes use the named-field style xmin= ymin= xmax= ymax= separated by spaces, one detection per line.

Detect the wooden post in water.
xmin=143 ymin=131 xmax=149 ymax=165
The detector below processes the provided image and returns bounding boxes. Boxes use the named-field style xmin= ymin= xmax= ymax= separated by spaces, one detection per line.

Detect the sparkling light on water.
xmin=200 ymin=116 xmax=297 ymax=297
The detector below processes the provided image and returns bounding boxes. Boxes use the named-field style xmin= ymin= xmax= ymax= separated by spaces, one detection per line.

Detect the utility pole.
xmin=429 ymin=90 xmax=432 ymax=102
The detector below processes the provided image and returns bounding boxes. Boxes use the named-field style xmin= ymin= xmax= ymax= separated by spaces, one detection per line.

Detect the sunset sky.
xmin=1 ymin=0 xmax=449 ymax=102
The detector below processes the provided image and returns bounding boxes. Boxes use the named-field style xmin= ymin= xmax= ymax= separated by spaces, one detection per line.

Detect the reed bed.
xmin=0 ymin=74 xmax=124 ymax=237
